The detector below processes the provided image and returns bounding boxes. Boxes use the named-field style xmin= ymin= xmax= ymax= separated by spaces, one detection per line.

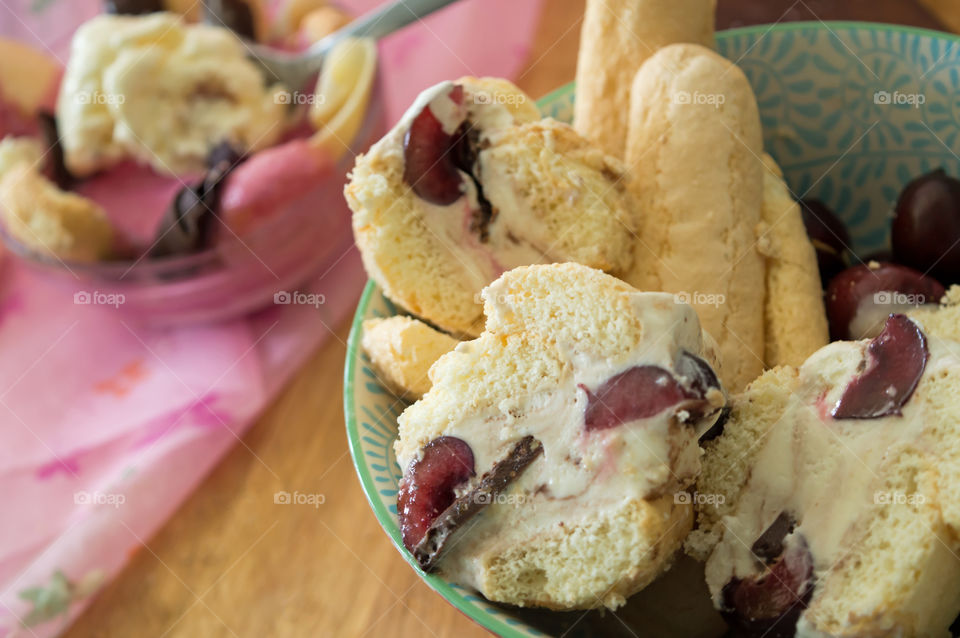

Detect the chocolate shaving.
xmin=204 ymin=0 xmax=257 ymax=40
xmin=698 ymin=405 xmax=729 ymax=443
xmin=452 ymin=122 xmax=495 ymax=242
xmin=413 ymin=436 xmax=543 ymax=572
xmin=37 ymin=112 xmax=74 ymax=191
xmin=751 ymin=512 xmax=796 ymax=564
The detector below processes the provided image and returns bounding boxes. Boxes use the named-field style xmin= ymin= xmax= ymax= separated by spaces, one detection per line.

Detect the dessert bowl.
xmin=2 ymin=92 xmax=384 ymax=326
xmin=345 ymin=22 xmax=960 ymax=637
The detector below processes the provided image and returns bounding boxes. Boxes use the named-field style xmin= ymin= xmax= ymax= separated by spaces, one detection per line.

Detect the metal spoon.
xmin=246 ymin=0 xmax=460 ymax=89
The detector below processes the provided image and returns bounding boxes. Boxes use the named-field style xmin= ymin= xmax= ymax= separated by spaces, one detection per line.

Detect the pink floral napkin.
xmin=0 ymin=0 xmax=543 ymax=634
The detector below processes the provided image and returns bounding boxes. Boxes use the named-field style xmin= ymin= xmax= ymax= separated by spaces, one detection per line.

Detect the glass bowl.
xmin=1 ymin=85 xmax=384 ymax=326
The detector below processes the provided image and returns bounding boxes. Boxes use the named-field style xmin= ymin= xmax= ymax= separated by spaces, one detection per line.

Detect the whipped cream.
xmin=56 ymin=13 xmax=288 ymax=177
xmin=705 ymin=335 xmax=960 ymax=632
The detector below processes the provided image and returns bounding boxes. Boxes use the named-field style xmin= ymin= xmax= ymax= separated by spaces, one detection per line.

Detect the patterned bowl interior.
xmin=344 ymin=22 xmax=960 ymax=638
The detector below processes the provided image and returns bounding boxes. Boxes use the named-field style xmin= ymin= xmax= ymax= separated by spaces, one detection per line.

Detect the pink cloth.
xmin=0 ymin=0 xmax=543 ymax=635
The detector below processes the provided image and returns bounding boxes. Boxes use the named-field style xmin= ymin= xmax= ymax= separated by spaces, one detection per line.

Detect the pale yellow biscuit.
xmin=573 ymin=0 xmax=715 ymax=159
xmin=757 ymin=153 xmax=829 ymax=367
xmin=624 ymin=43 xmax=765 ymax=392
xmin=361 ymin=316 xmax=459 ymax=401
xmin=0 ymin=165 xmax=113 ymax=262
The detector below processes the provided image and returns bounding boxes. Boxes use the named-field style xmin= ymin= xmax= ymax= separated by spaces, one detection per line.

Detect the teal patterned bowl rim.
xmin=344 ymin=21 xmax=960 ymax=638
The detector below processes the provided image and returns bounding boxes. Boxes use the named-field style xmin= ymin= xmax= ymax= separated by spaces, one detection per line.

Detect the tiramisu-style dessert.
xmin=394 ymin=263 xmax=725 ymax=609
xmin=346 ymin=77 xmax=636 ymax=337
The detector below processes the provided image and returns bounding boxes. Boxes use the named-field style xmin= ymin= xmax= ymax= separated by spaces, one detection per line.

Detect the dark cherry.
xmin=149 ymin=143 xmax=244 ymax=257
xmin=412 ymin=436 xmax=542 ymax=571
xmin=893 ymin=169 xmax=960 ymax=285
xmin=722 ymin=537 xmax=814 ymax=638
xmin=104 ymin=0 xmax=163 ymax=14
xmin=581 ymin=357 xmax=720 ymax=432
xmin=402 ymin=85 xmax=466 ymax=205
xmin=204 ymin=0 xmax=257 ymax=40
xmin=397 ymin=436 xmax=475 ymax=552
xmin=825 ymin=262 xmax=945 ymax=341
xmin=799 ymin=198 xmax=851 ymax=284
xmin=832 ymin=314 xmax=928 ymax=419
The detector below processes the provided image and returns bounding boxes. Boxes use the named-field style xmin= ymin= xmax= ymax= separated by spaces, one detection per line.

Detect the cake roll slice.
xmin=394 ymin=263 xmax=726 ymax=610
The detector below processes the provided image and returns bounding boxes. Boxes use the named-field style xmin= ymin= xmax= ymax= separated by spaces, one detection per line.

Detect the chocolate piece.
xmin=37 ymin=112 xmax=73 ymax=191
xmin=832 ymin=314 xmax=928 ymax=419
xmin=452 ymin=121 xmax=495 ymax=242
xmin=412 ymin=436 xmax=543 ymax=572
xmin=751 ymin=512 xmax=796 ymax=564
xmin=148 ymin=143 xmax=244 ymax=257
xmin=104 ymin=0 xmax=163 ymax=14
xmin=204 ymin=0 xmax=257 ymax=40
xmin=699 ymin=405 xmax=730 ymax=443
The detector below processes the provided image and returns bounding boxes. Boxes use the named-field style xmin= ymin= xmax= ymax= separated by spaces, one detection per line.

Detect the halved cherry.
xmin=825 ymin=262 xmax=945 ymax=340
xmin=832 ymin=314 xmax=928 ymax=419
xmin=722 ymin=537 xmax=814 ymax=638
xmin=402 ymin=85 xmax=467 ymax=205
xmin=397 ymin=436 xmax=475 ymax=551
xmin=582 ymin=355 xmax=721 ymax=432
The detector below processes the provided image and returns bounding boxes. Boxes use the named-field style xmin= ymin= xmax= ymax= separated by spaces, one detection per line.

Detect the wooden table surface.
xmin=65 ymin=1 xmax=956 ymax=637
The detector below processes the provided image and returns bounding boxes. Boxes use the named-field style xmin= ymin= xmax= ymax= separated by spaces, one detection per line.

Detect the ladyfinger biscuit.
xmin=361 ymin=316 xmax=459 ymax=401
xmin=625 ymin=43 xmax=765 ymax=392
xmin=757 ymin=153 xmax=829 ymax=367
xmin=573 ymin=0 xmax=715 ymax=159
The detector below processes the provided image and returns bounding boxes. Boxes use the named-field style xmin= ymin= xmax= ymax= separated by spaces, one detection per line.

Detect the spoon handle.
xmin=330 ymin=0 xmax=460 ymax=43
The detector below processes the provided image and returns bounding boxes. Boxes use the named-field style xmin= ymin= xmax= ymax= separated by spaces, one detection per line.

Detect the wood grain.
xmin=65 ymin=1 xmax=956 ymax=637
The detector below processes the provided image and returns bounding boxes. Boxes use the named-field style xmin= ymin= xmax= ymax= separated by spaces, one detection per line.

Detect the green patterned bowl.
xmin=345 ymin=22 xmax=960 ymax=637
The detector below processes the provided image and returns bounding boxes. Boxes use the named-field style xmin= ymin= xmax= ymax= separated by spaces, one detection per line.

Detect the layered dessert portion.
xmin=692 ymin=307 xmax=960 ymax=637
xmin=0 ymin=2 xmax=374 ymax=266
xmin=346 ymin=78 xmax=636 ymax=337
xmin=394 ymin=263 xmax=726 ymax=610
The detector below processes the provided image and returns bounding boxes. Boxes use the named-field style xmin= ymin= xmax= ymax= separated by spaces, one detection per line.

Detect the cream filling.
xmin=705 ymin=338 xmax=960 ymax=626
xmin=416 ymin=293 xmax=716 ymax=588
